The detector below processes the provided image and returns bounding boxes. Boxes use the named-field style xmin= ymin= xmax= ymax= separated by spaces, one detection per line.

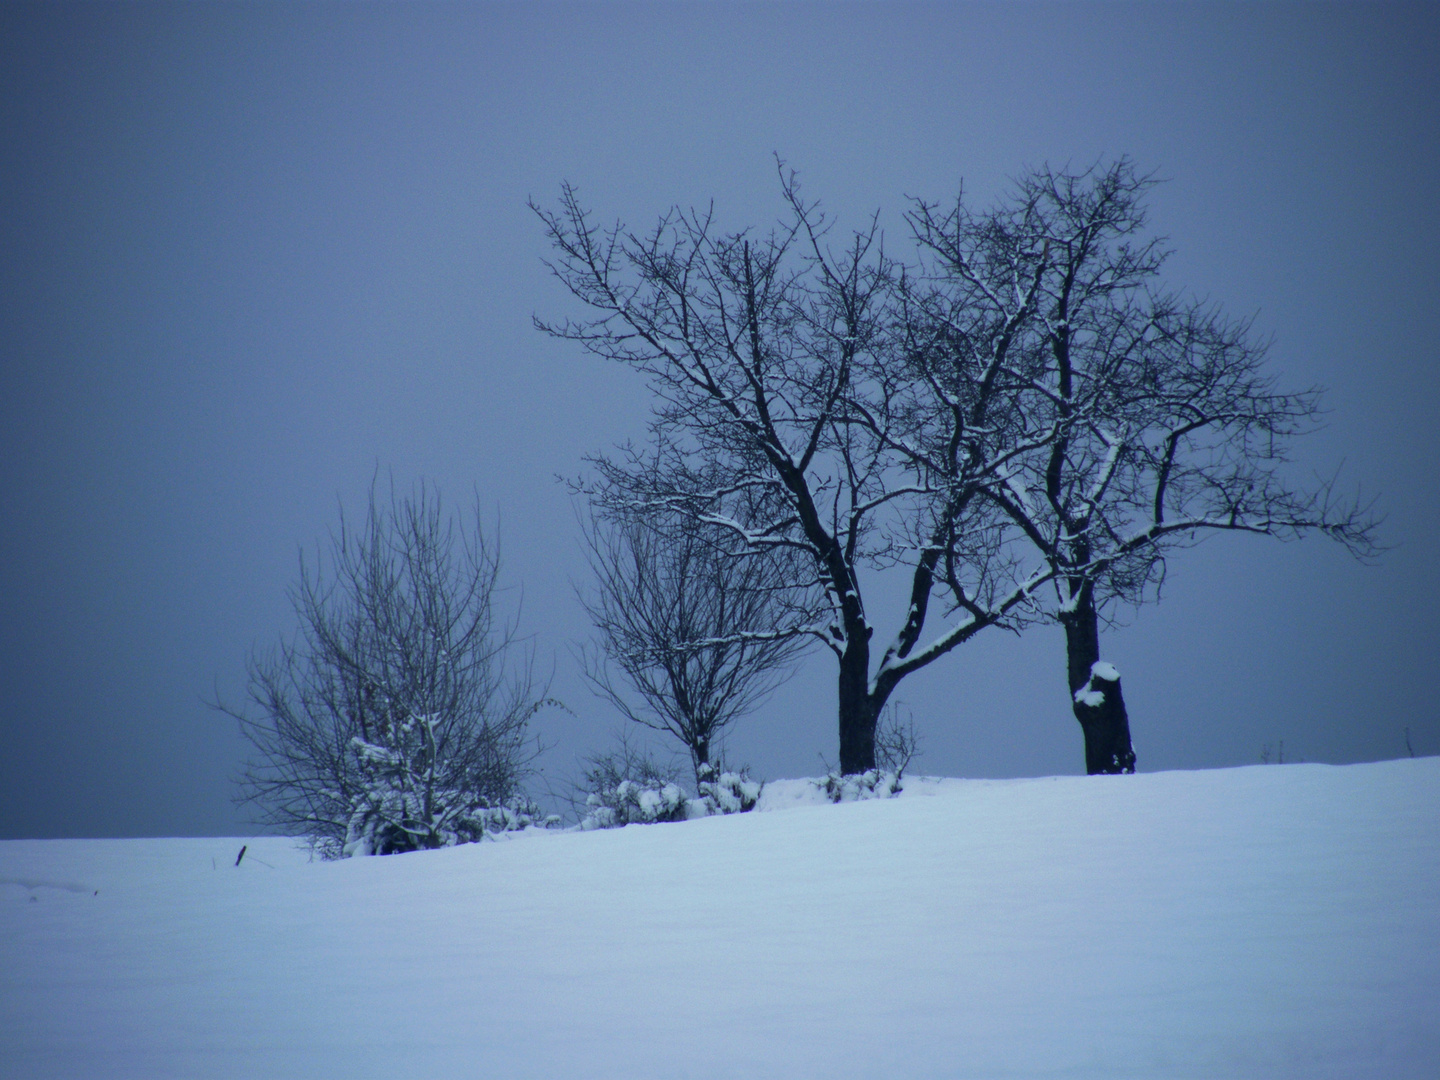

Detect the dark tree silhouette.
xmin=906 ymin=160 xmax=1379 ymax=772
xmin=536 ymin=172 xmax=1051 ymax=775
xmin=539 ymin=160 xmax=1376 ymax=777
xmin=577 ymin=499 xmax=819 ymax=787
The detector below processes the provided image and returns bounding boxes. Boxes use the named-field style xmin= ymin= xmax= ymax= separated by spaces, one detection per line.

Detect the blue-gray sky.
xmin=3 ymin=2 xmax=1437 ymax=839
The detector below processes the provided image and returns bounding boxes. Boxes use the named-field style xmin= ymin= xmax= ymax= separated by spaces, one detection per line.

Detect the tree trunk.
xmin=1062 ymin=591 xmax=1136 ymax=775
xmin=837 ymin=639 xmax=878 ymax=774
xmin=692 ymin=737 xmax=712 ymax=786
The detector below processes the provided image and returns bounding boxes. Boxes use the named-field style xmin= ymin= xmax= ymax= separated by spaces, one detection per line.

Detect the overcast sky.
xmin=3 ymin=2 xmax=1437 ymax=839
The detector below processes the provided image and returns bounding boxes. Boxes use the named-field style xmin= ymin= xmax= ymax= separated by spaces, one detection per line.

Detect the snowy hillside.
xmin=3 ymin=759 xmax=1437 ymax=1079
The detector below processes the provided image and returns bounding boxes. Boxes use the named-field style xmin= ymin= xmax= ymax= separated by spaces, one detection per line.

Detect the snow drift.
xmin=3 ymin=758 xmax=1437 ymax=1079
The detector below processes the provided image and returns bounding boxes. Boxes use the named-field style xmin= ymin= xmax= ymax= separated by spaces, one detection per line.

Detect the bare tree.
xmin=576 ymin=495 xmax=819 ymax=787
xmin=907 ymin=160 xmax=1380 ymax=773
xmin=535 ymin=170 xmax=1054 ymax=775
xmin=221 ymin=482 xmax=549 ymax=856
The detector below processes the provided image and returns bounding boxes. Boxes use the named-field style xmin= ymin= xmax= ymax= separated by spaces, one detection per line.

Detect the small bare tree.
xmin=221 ymin=482 xmax=549 ymax=857
xmin=577 ymin=498 xmax=818 ymax=787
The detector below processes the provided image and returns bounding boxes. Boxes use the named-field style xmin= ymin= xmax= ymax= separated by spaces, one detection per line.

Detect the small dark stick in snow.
xmin=235 ymin=845 xmax=247 ymax=867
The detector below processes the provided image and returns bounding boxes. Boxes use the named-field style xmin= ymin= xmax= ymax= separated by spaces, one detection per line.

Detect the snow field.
xmin=2 ymin=758 xmax=1437 ymax=1079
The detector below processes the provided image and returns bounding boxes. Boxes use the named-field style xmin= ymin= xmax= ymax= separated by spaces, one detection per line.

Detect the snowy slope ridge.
xmin=3 ymin=760 xmax=1437 ymax=1080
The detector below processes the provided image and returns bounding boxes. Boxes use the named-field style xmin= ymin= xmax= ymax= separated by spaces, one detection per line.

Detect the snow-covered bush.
xmin=581 ymin=778 xmax=689 ymax=829
xmin=222 ymin=483 xmax=551 ymax=859
xmin=817 ymin=769 xmax=903 ymax=803
xmin=807 ymin=706 xmax=915 ymax=804
xmin=577 ymin=745 xmax=762 ymax=828
xmin=343 ymin=785 xmax=557 ymax=857
xmin=340 ymin=731 xmax=560 ymax=856
xmin=696 ymin=764 xmax=762 ymax=815
xmin=577 ymin=741 xmax=688 ymax=829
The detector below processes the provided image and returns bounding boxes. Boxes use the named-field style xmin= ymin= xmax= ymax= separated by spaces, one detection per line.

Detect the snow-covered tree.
xmin=535 ymin=170 xmax=1055 ymax=775
xmin=539 ymin=159 xmax=1378 ymax=778
xmin=576 ymin=488 xmax=820 ymax=788
xmin=224 ymin=482 xmax=551 ymax=856
xmin=905 ymin=160 xmax=1379 ymax=772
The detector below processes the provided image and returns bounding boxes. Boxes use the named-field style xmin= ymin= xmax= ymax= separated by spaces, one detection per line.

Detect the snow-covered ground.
xmin=3 ymin=759 xmax=1437 ymax=1079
